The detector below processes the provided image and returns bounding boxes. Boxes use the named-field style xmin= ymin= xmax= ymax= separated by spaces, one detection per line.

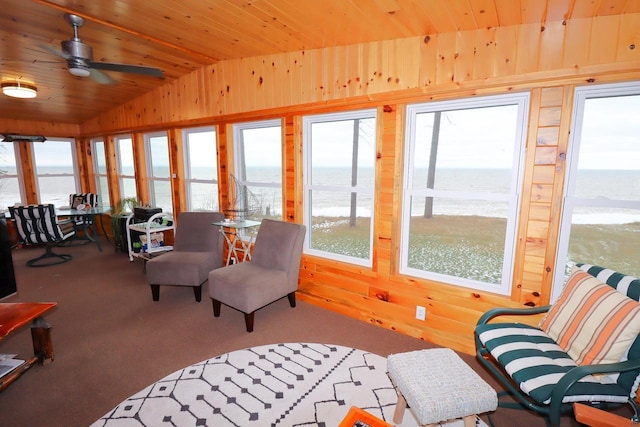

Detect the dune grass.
xmin=309 ymin=215 xmax=640 ymax=281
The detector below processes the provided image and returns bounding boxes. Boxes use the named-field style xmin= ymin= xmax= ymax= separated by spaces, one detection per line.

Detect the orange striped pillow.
xmin=540 ymin=266 xmax=640 ymax=366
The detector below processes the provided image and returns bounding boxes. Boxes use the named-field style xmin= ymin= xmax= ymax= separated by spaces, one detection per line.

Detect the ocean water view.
xmin=1 ymin=166 xmax=639 ymax=224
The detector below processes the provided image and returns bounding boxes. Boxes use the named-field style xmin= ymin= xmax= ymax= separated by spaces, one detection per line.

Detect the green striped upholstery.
xmin=476 ymin=323 xmax=629 ymax=405
xmin=477 ymin=264 xmax=640 ymax=406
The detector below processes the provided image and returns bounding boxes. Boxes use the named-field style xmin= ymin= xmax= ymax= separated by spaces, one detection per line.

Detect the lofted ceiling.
xmin=1 ymin=0 xmax=638 ymax=125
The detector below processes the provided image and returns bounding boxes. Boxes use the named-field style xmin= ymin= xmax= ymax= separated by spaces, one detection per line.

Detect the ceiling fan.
xmin=42 ymin=13 xmax=164 ymax=85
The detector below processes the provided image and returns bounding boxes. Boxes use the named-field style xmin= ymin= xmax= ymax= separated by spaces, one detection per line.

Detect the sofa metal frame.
xmin=475 ymin=305 xmax=640 ymax=427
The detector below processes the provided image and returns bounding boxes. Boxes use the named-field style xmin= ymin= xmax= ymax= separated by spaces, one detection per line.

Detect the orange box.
xmin=338 ymin=406 xmax=393 ymax=427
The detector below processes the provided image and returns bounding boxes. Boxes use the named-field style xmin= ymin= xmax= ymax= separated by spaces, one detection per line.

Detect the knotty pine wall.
xmin=8 ymin=14 xmax=640 ymax=354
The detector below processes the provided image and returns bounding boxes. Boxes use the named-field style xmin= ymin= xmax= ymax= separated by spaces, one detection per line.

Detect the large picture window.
xmin=232 ymin=120 xmax=282 ymax=220
xmin=33 ymin=138 xmax=78 ymax=207
xmin=144 ymin=132 xmax=172 ymax=213
xmin=184 ymin=126 xmax=219 ymax=211
xmin=115 ymin=135 xmax=137 ymax=201
xmin=401 ymin=94 xmax=529 ymax=294
xmin=0 ymin=142 xmax=24 ymax=209
xmin=552 ymin=82 xmax=640 ymax=302
xmin=303 ymin=110 xmax=377 ymax=266
xmin=91 ymin=138 xmax=110 ymax=207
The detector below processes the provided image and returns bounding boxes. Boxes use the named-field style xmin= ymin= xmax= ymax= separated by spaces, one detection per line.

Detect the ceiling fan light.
xmin=1 ymin=82 xmax=37 ymax=99
xmin=69 ymin=66 xmax=91 ymax=77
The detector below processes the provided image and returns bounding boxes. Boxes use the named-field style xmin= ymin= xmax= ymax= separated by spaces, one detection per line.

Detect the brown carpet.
xmin=0 ymin=238 xmax=627 ymax=426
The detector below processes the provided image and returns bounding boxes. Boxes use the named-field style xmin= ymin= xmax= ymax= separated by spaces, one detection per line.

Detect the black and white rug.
xmin=91 ymin=343 xmax=487 ymax=427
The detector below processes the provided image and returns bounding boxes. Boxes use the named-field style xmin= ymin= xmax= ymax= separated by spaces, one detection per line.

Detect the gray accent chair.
xmin=208 ymin=219 xmax=306 ymax=332
xmin=9 ymin=204 xmax=76 ymax=267
xmin=146 ymin=211 xmax=225 ymax=302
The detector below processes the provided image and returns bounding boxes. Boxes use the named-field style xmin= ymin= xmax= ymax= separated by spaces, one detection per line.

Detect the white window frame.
xmin=0 ymin=141 xmax=26 ymax=208
xmin=232 ymin=119 xmax=283 ymax=220
xmin=400 ymin=93 xmax=529 ymax=295
xmin=183 ymin=126 xmax=219 ymax=211
xmin=91 ymin=138 xmax=109 ymax=207
xmin=32 ymin=137 xmax=79 ymax=207
xmin=552 ymin=81 xmax=640 ymax=302
xmin=114 ymin=135 xmax=137 ymax=201
xmin=302 ymin=109 xmax=377 ymax=267
xmin=144 ymin=131 xmax=171 ymax=212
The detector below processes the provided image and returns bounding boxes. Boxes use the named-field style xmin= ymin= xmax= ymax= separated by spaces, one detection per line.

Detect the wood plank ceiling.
xmin=1 ymin=0 xmax=638 ymax=125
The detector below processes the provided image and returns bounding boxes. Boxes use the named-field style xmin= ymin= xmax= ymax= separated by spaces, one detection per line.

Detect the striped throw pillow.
xmin=540 ymin=266 xmax=640 ymax=366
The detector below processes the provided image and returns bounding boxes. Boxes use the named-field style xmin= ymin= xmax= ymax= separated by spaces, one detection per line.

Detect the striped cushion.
xmin=576 ymin=263 xmax=640 ymax=395
xmin=476 ymin=323 xmax=629 ymax=405
xmin=69 ymin=193 xmax=99 ymax=207
xmin=540 ymin=266 xmax=640 ymax=366
xmin=9 ymin=204 xmax=73 ymax=243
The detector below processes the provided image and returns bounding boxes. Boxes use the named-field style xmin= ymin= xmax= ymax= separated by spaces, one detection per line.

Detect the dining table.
xmin=56 ymin=206 xmax=111 ymax=252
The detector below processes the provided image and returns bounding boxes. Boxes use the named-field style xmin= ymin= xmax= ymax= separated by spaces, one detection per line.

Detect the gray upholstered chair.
xmin=208 ymin=219 xmax=306 ymax=332
xmin=146 ymin=211 xmax=225 ymax=302
xmin=9 ymin=204 xmax=76 ymax=267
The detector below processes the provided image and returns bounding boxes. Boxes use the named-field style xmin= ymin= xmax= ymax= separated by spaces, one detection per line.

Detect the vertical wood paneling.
xmin=589 ymin=15 xmax=620 ymax=65
xmin=436 ymin=32 xmax=457 ymax=84
xmin=132 ymin=133 xmax=149 ymax=205
xmin=473 ymin=28 xmax=497 ymax=80
xmin=104 ymin=135 xmax=120 ymax=211
xmin=168 ymin=128 xmax=187 ymax=214
xmin=616 ymin=13 xmax=640 ymax=62
xmin=493 ymin=25 xmax=518 ymax=77
xmin=538 ymin=21 xmax=566 ymax=71
xmin=17 ymin=143 xmax=37 ymax=204
xmin=562 ymin=18 xmax=592 ymax=67
xmin=515 ymin=23 xmax=541 ymax=74
xmin=75 ymin=137 xmax=92 ymax=192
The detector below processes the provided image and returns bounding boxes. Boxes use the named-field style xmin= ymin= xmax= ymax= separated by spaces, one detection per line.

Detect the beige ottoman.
xmin=387 ymin=348 xmax=497 ymax=427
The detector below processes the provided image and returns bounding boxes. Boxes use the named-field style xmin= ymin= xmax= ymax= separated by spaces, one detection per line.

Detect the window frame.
xmin=32 ymin=137 xmax=79 ymax=207
xmin=0 ymin=141 xmax=26 ymax=208
xmin=183 ymin=126 xmax=219 ymax=212
xmin=552 ymin=81 xmax=640 ymax=302
xmin=232 ymin=118 xmax=284 ymax=220
xmin=302 ymin=109 xmax=377 ymax=267
xmin=400 ymin=93 xmax=530 ymax=295
xmin=90 ymin=137 xmax=109 ymax=207
xmin=114 ymin=134 xmax=137 ymax=201
xmin=143 ymin=131 xmax=172 ymax=212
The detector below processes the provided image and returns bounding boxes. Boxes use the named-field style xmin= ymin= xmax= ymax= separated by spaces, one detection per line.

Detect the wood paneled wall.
xmin=9 ymin=14 xmax=640 ymax=354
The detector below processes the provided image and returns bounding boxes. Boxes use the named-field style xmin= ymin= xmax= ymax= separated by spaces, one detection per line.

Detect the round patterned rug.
xmin=91 ymin=343 xmax=486 ymax=427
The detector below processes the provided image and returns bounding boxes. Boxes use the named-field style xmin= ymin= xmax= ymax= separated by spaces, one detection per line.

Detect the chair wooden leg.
xmin=192 ymin=285 xmax=202 ymax=302
xmin=244 ymin=312 xmax=254 ymax=332
xmin=212 ymin=299 xmax=221 ymax=317
xmin=287 ymin=292 xmax=296 ymax=307
xmin=150 ymin=284 xmax=160 ymax=301
xmin=393 ymin=390 xmax=407 ymax=424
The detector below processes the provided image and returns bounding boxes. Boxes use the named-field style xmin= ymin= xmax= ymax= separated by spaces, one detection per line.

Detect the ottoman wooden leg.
xmin=393 ymin=391 xmax=407 ymax=424
xmin=463 ymin=415 xmax=476 ymax=427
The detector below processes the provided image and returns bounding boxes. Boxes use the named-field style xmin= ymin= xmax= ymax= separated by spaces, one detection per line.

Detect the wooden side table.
xmin=0 ymin=302 xmax=57 ymax=392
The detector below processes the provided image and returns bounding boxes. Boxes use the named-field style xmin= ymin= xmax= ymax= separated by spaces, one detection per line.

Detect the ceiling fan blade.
xmin=89 ymin=68 xmax=116 ymax=85
xmin=40 ymin=44 xmax=70 ymax=60
xmin=88 ymin=61 xmax=164 ymax=78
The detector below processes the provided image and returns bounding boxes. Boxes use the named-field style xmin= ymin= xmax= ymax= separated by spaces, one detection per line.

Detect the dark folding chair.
xmin=9 ymin=204 xmax=76 ymax=267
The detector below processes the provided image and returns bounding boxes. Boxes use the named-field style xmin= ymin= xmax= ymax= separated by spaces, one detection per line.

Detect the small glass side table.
xmin=212 ymin=219 xmax=261 ymax=265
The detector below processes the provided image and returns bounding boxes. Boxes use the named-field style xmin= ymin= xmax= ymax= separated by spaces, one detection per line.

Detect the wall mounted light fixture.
xmin=1 ymin=81 xmax=38 ymax=99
